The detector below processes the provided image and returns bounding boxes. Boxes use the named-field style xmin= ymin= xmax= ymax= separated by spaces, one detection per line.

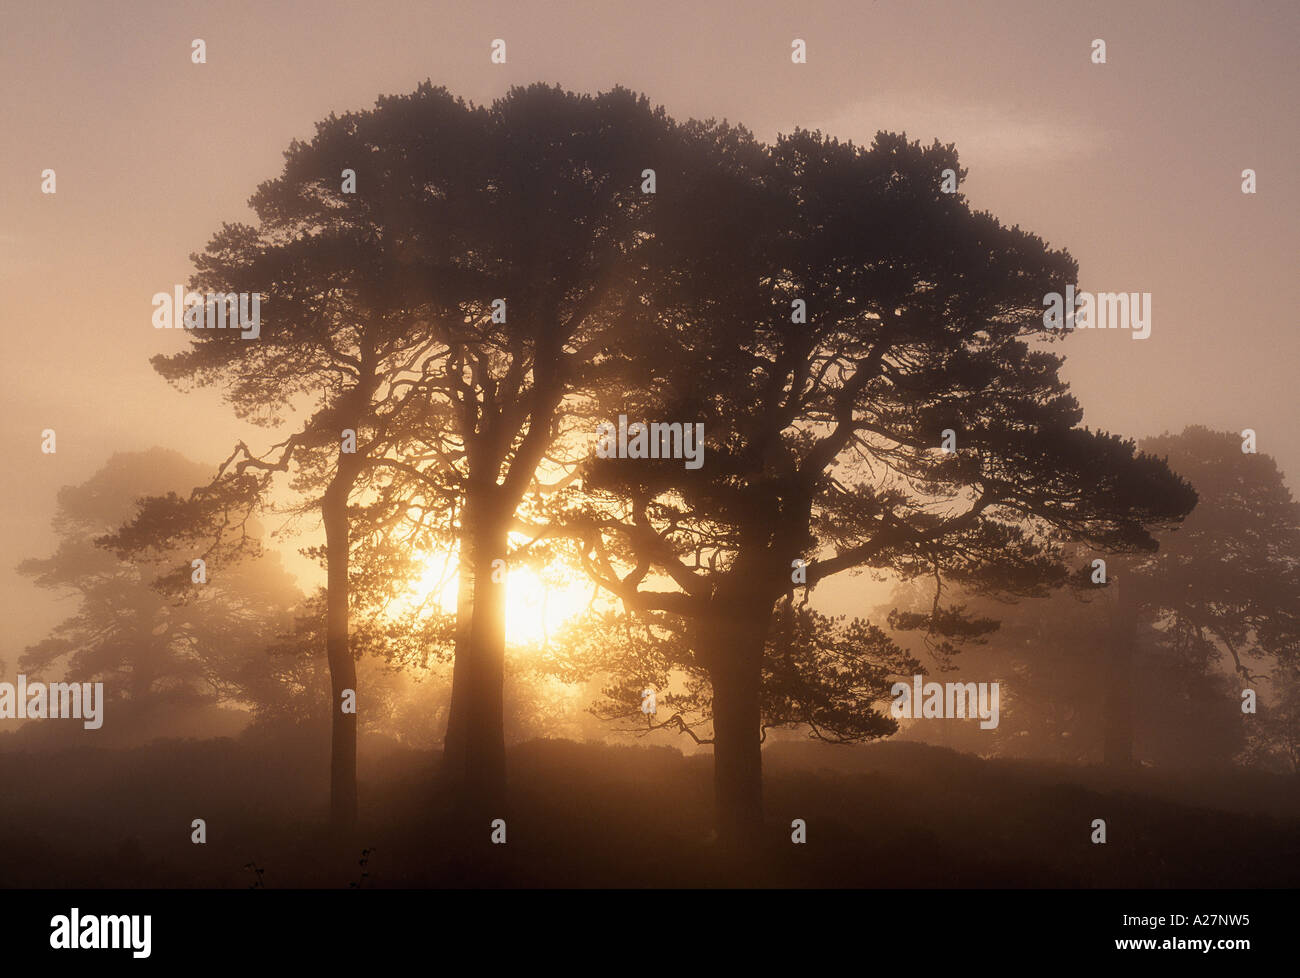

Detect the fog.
xmin=0 ymin=0 xmax=1296 ymax=888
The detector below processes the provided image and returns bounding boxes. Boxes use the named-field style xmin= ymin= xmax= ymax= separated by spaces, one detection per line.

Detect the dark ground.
xmin=1 ymin=732 xmax=1296 ymax=888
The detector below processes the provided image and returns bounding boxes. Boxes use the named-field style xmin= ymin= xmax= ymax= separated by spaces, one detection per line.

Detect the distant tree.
xmin=18 ymin=450 xmax=302 ymax=742
xmin=878 ymin=569 xmax=1243 ymax=767
xmin=567 ymin=130 xmax=1197 ymax=843
xmin=1245 ymin=662 xmax=1300 ymax=775
xmin=878 ymin=427 xmax=1300 ymax=770
xmin=1100 ymin=426 xmax=1300 ymax=765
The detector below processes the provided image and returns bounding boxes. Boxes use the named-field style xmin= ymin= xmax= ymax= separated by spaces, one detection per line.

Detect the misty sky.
xmin=1 ymin=0 xmax=1296 ymax=665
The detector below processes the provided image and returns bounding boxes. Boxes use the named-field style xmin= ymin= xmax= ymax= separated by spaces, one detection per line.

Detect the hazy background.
xmin=1 ymin=0 xmax=1296 ymax=673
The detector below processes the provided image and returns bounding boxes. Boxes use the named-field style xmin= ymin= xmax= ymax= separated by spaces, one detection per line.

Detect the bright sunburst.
xmin=404 ymin=549 xmax=592 ymax=649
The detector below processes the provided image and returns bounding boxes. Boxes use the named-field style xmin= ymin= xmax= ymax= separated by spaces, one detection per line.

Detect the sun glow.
xmin=404 ymin=550 xmax=594 ymax=649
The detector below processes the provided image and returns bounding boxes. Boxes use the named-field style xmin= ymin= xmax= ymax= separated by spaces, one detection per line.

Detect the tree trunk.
xmin=442 ymin=538 xmax=476 ymax=769
xmin=323 ymin=483 xmax=358 ymax=830
xmin=442 ymin=496 xmax=509 ymax=812
xmin=705 ymin=596 xmax=772 ymax=846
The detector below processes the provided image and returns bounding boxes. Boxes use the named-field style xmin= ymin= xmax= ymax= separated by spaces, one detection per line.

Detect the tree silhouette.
xmin=409 ymin=83 xmax=678 ymax=810
xmin=108 ymin=82 xmax=747 ymax=822
xmin=570 ymin=130 xmax=1198 ymax=843
xmin=104 ymin=88 xmax=477 ymax=827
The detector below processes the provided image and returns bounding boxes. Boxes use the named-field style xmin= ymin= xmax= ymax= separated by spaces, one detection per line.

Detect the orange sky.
xmin=1 ymin=0 xmax=1296 ymax=665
